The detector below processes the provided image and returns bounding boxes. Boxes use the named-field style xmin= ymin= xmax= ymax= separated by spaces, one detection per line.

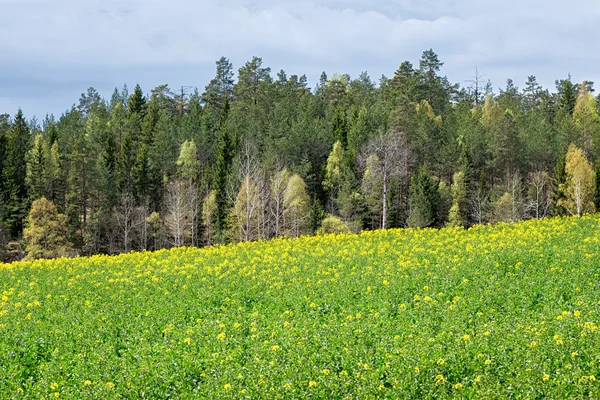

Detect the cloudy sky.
xmin=1 ymin=0 xmax=598 ymax=119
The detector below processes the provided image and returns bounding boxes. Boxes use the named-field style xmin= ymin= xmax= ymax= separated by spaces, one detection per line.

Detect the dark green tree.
xmin=407 ymin=165 xmax=440 ymax=228
xmin=2 ymin=109 xmax=30 ymax=237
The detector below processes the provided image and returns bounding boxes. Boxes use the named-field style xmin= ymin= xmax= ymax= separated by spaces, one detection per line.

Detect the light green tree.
xmin=24 ymin=197 xmax=72 ymax=259
xmin=283 ymin=173 xmax=310 ymax=237
xmin=572 ymin=84 xmax=600 ymax=158
xmin=559 ymin=144 xmax=596 ymax=216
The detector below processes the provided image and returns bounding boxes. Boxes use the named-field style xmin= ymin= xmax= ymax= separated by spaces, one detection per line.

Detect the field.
xmin=1 ymin=216 xmax=600 ymax=398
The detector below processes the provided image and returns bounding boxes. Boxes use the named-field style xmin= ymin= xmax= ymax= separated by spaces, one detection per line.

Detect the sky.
xmin=1 ymin=0 xmax=599 ymax=120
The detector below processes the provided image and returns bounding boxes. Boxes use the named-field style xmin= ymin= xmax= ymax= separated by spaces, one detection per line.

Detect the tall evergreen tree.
xmin=25 ymin=134 xmax=47 ymax=200
xmin=3 ymin=109 xmax=30 ymax=237
xmin=213 ymin=100 xmax=234 ymax=239
xmin=407 ymin=165 xmax=440 ymax=228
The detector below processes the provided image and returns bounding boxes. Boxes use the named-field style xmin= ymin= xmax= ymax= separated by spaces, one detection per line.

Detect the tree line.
xmin=1 ymin=49 xmax=599 ymax=260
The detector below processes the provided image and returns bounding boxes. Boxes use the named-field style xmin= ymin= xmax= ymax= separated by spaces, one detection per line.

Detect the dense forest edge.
xmin=1 ymin=49 xmax=599 ymax=261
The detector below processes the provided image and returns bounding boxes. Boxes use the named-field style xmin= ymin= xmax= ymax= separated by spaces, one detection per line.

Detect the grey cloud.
xmin=1 ymin=0 xmax=599 ymax=117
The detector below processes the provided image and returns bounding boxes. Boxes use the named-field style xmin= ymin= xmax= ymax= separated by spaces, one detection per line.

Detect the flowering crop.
xmin=1 ymin=216 xmax=600 ymax=398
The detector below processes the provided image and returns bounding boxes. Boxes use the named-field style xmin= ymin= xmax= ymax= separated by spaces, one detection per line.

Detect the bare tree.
xmin=528 ymin=171 xmax=552 ymax=219
xmin=231 ymin=140 xmax=267 ymax=242
xmin=509 ymin=173 xmax=526 ymax=222
xmin=165 ymin=180 xmax=188 ymax=247
xmin=359 ymin=130 xmax=409 ymax=229
xmin=470 ymin=184 xmax=490 ymax=225
xmin=269 ymin=167 xmax=290 ymax=238
xmin=115 ymin=192 xmax=142 ymax=252
xmin=137 ymin=201 xmax=150 ymax=251
xmin=202 ymin=191 xmax=217 ymax=246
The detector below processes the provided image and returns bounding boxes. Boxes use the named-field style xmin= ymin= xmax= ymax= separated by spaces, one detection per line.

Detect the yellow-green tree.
xmin=230 ymin=178 xmax=264 ymax=243
xmin=559 ymin=144 xmax=596 ymax=216
xmin=202 ymin=190 xmax=217 ymax=246
xmin=448 ymin=171 xmax=467 ymax=227
xmin=283 ymin=173 xmax=310 ymax=238
xmin=23 ymin=197 xmax=72 ymax=259
xmin=573 ymin=84 xmax=600 ymax=158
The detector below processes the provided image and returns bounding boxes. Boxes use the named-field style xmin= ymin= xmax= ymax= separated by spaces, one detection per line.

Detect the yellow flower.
xmin=271 ymin=345 xmax=280 ymax=351
xmin=543 ymin=374 xmax=550 ymax=382
xmin=435 ymin=374 xmax=445 ymax=384
xmin=453 ymin=383 xmax=464 ymax=390
xmin=484 ymin=359 xmax=492 ymax=366
xmin=105 ymin=382 xmax=115 ymax=389
xmin=224 ymin=383 xmax=232 ymax=390
xmin=322 ymin=369 xmax=330 ymax=375
xmin=83 ymin=380 xmax=92 ymax=386
xmin=308 ymin=381 xmax=318 ymax=387
xmin=50 ymin=382 xmax=59 ymax=390
xmin=183 ymin=337 xmax=191 ymax=345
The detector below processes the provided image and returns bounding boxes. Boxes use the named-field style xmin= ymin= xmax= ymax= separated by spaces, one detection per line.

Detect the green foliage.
xmin=407 ymin=166 xmax=440 ymax=228
xmin=127 ymin=84 xmax=147 ymax=116
xmin=283 ymin=174 xmax=310 ymax=237
xmin=25 ymin=134 xmax=47 ymax=200
xmin=572 ymin=84 xmax=600 ymax=158
xmin=448 ymin=171 xmax=467 ymax=227
xmin=23 ymin=197 xmax=71 ymax=259
xmin=559 ymin=144 xmax=596 ymax=216
xmin=316 ymin=215 xmax=350 ymax=235
xmin=2 ymin=109 xmax=30 ymax=237
xmin=4 ymin=53 xmax=600 ymax=256
xmin=214 ymin=100 xmax=234 ymax=239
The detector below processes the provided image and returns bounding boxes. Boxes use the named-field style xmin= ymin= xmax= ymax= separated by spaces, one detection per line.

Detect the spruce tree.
xmin=213 ymin=100 xmax=233 ymax=239
xmin=3 ymin=109 xmax=30 ymax=237
xmin=128 ymin=84 xmax=147 ymax=116
xmin=407 ymin=166 xmax=440 ymax=228
xmin=26 ymin=134 xmax=47 ymax=200
xmin=551 ymin=153 xmax=567 ymax=215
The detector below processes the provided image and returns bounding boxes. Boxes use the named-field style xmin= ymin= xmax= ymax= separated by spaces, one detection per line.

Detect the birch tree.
xmin=559 ymin=144 xmax=596 ymax=216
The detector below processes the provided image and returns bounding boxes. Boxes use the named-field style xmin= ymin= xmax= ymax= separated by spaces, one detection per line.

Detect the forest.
xmin=1 ymin=49 xmax=599 ymax=260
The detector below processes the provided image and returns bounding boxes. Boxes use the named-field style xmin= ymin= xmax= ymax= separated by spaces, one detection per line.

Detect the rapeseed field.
xmin=1 ymin=216 xmax=600 ymax=398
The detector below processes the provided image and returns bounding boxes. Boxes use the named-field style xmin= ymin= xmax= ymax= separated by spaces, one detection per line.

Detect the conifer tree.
xmin=26 ymin=134 xmax=47 ymax=200
xmin=407 ymin=165 xmax=440 ymax=228
xmin=3 ymin=109 xmax=30 ymax=237
xmin=214 ymin=100 xmax=233 ymax=239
